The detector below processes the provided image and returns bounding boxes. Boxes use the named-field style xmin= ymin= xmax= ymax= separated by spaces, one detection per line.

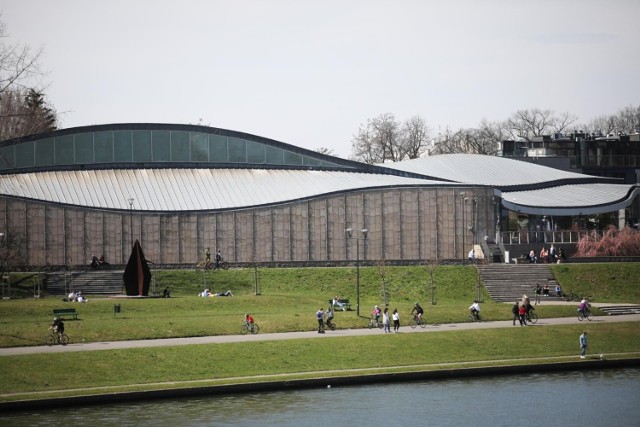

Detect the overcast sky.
xmin=2 ymin=0 xmax=639 ymax=158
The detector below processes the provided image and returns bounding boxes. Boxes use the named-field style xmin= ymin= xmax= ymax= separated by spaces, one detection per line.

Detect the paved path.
xmin=2 ymin=312 xmax=639 ymax=356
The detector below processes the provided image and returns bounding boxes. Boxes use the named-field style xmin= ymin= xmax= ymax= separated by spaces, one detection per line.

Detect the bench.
xmin=53 ymin=308 xmax=79 ymax=320
xmin=328 ymin=299 xmax=352 ymax=311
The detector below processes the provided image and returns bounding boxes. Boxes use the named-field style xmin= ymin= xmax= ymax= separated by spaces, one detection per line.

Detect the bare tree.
xmin=351 ymin=113 xmax=430 ymax=164
xmin=583 ymin=114 xmax=617 ymax=136
xmin=375 ymin=259 xmax=389 ymax=306
xmin=315 ymin=147 xmax=337 ymax=157
xmin=0 ymin=231 xmax=25 ymax=275
xmin=400 ymin=115 xmax=431 ymax=159
xmin=580 ymin=105 xmax=639 ymax=136
xmin=0 ymin=16 xmax=44 ymax=95
xmin=430 ymin=124 xmax=499 ymax=156
xmin=613 ymin=105 xmax=640 ymax=134
xmin=422 ymin=258 xmax=439 ymax=305
xmin=0 ymin=88 xmax=57 ymax=140
xmin=0 ymin=17 xmax=55 ymax=141
xmin=504 ymin=108 xmax=577 ymax=144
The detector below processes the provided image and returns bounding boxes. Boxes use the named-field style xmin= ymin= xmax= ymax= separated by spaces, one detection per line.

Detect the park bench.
xmin=53 ymin=308 xmax=79 ymax=320
xmin=328 ymin=299 xmax=352 ymax=311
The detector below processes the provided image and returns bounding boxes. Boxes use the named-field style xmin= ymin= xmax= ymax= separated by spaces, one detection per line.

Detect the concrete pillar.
xmin=619 ymin=208 xmax=626 ymax=229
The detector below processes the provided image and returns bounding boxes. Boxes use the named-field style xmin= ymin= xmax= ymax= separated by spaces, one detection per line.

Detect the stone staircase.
xmin=597 ymin=305 xmax=640 ymax=316
xmin=482 ymin=241 xmax=503 ymax=263
xmin=45 ymin=270 xmax=125 ymax=296
xmin=477 ymin=263 xmax=558 ymax=302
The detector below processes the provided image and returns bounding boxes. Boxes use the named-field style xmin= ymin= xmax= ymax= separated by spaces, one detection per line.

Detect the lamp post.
xmin=128 ymin=198 xmax=134 ymax=248
xmin=346 ymin=227 xmax=368 ymax=316
xmin=460 ymin=193 xmax=466 ymax=264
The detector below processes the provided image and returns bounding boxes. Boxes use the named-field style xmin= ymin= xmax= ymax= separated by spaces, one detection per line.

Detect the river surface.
xmin=2 ymin=368 xmax=639 ymax=427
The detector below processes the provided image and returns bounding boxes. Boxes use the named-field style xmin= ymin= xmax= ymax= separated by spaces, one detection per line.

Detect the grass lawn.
xmin=1 ymin=322 xmax=638 ymax=402
xmin=0 ymin=265 xmax=597 ymax=347
xmin=0 ymin=263 xmax=638 ymax=402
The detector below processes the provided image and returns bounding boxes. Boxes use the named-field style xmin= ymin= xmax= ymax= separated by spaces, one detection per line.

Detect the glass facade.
xmin=0 ymin=127 xmax=340 ymax=170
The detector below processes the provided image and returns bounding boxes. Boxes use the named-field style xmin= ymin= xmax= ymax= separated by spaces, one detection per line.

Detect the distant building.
xmin=0 ymin=123 xmax=638 ymax=268
xmin=499 ymin=132 xmax=640 ymax=228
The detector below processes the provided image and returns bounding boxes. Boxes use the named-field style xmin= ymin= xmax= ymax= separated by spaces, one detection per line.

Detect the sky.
xmin=2 ymin=0 xmax=639 ymax=158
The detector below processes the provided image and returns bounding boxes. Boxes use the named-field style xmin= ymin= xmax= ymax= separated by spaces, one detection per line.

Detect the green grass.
xmin=551 ymin=263 xmax=640 ymax=302
xmin=1 ymin=322 xmax=638 ymax=401
xmin=1 ymin=263 xmax=639 ymax=402
xmin=2 ymin=264 xmax=638 ymax=347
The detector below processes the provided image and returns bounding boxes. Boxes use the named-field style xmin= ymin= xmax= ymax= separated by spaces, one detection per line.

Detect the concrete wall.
xmin=1 ymin=186 xmax=495 ymax=268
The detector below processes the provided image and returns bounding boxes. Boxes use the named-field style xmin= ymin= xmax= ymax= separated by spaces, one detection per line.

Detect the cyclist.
xmin=578 ymin=298 xmax=590 ymax=315
xmin=468 ymin=300 xmax=481 ymax=321
xmin=49 ymin=317 xmax=65 ymax=340
xmin=525 ymin=299 xmax=535 ymax=322
xmin=244 ymin=313 xmax=255 ymax=333
xmin=324 ymin=306 xmax=335 ymax=329
xmin=410 ymin=302 xmax=424 ymax=321
xmin=371 ymin=305 xmax=381 ymax=323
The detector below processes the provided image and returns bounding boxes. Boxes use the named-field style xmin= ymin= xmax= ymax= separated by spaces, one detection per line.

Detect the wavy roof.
xmin=0 ymin=125 xmax=637 ymax=215
xmin=0 ymin=168 xmax=449 ymax=212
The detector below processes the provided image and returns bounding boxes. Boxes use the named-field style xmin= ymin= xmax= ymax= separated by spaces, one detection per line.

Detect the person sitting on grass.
xmin=214 ymin=290 xmax=233 ymax=297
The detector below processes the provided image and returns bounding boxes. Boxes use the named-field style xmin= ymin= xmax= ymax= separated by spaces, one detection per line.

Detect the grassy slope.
xmin=1 ymin=323 xmax=639 ymax=400
xmin=0 ymin=263 xmax=639 ymax=401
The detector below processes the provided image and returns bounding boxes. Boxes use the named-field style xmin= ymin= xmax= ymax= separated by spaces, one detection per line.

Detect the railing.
xmin=500 ymin=230 xmax=604 ymax=245
xmin=569 ymin=155 xmax=640 ymax=169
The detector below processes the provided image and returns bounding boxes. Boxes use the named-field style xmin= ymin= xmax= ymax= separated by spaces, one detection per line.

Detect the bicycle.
xmin=578 ymin=308 xmax=593 ymax=321
xmin=45 ymin=330 xmax=69 ymax=346
xmin=368 ymin=316 xmax=383 ymax=329
xmin=409 ymin=314 xmax=427 ymax=329
xmin=197 ymin=259 xmax=230 ymax=271
xmin=526 ymin=311 xmax=538 ymax=324
xmin=323 ymin=320 xmax=337 ymax=331
xmin=240 ymin=321 xmax=260 ymax=335
xmin=467 ymin=311 xmax=481 ymax=322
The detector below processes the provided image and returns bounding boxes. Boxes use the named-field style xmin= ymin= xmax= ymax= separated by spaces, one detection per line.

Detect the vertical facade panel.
xmin=382 ymin=191 xmax=401 ymax=261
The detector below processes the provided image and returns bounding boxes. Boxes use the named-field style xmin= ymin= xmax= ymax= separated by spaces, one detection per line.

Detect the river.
xmin=2 ymin=368 xmax=639 ymax=426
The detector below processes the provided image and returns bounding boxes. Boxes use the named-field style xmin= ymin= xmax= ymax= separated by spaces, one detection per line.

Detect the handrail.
xmin=500 ymin=229 xmax=604 ymax=245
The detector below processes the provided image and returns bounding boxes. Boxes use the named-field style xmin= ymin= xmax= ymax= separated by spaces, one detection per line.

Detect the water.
xmin=2 ymin=369 xmax=639 ymax=427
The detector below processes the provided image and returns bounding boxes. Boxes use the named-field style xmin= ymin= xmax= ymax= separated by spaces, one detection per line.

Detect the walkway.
xmin=2 ymin=311 xmax=639 ymax=356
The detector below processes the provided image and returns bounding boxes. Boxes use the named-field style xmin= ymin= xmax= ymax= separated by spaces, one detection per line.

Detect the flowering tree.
xmin=574 ymin=226 xmax=640 ymax=257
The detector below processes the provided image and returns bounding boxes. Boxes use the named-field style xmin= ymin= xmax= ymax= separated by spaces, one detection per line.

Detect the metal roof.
xmin=0 ymin=168 xmax=451 ymax=212
xmin=501 ymin=183 xmax=640 ymax=216
xmin=382 ymin=153 xmax=611 ymax=188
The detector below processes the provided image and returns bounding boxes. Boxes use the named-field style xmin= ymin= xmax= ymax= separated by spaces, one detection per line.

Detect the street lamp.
xmin=128 ymin=198 xmax=134 ymax=248
xmin=346 ymin=227 xmax=368 ymax=316
xmin=460 ymin=193 xmax=467 ymax=264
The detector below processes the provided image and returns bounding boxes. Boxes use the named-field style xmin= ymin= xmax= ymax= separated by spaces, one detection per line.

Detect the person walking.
xmin=316 ymin=308 xmax=325 ymax=334
xmin=580 ymin=332 xmax=588 ymax=358
xmin=518 ymin=303 xmax=527 ymax=326
xmin=392 ymin=308 xmax=400 ymax=333
xmin=512 ymin=301 xmax=522 ymax=326
xmin=534 ymin=283 xmax=542 ymax=305
xmin=382 ymin=307 xmax=391 ymax=333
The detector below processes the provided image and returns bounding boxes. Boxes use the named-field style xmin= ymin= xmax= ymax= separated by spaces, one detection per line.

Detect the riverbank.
xmin=2 ymin=354 xmax=639 ymax=412
xmin=1 ymin=315 xmax=639 ymax=411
